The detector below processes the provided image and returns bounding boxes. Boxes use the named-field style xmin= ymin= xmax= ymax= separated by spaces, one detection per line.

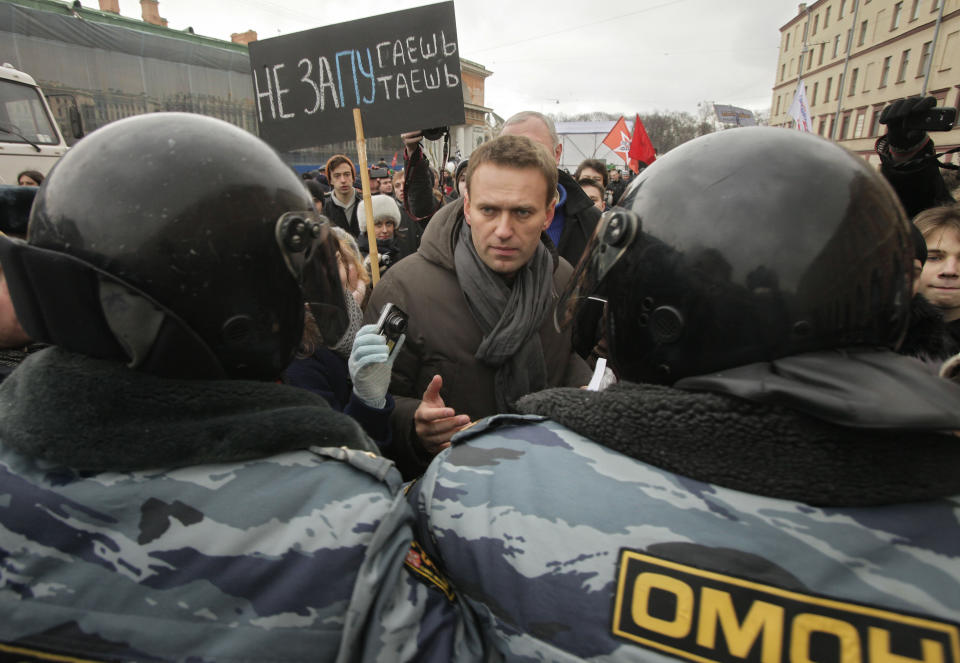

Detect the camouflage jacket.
xmin=0 ymin=348 xmax=485 ymax=662
xmin=408 ymin=413 xmax=960 ymax=663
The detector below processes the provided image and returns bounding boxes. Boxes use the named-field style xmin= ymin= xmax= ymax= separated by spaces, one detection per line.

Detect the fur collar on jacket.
xmin=518 ymin=357 xmax=960 ymax=506
xmin=0 ymin=347 xmax=376 ymax=471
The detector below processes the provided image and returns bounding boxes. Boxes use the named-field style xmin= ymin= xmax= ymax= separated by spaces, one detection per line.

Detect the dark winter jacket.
xmin=322 ymin=190 xmax=362 ymax=236
xmin=283 ymin=346 xmax=394 ymax=450
xmin=899 ymin=293 xmax=959 ymax=362
xmin=552 ymin=169 xmax=601 ymax=268
xmin=363 ymin=198 xmax=593 ymax=479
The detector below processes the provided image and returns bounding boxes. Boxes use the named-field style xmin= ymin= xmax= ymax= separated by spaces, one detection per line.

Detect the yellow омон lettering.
xmin=696 ymin=586 xmax=785 ymax=663
xmin=869 ymin=627 xmax=946 ymax=663
xmin=631 ymin=572 xmax=694 ymax=639
xmin=791 ymin=613 xmax=862 ymax=663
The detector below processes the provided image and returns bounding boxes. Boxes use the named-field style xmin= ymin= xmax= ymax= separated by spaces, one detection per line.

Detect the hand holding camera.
xmin=348 ymin=304 xmax=408 ymax=408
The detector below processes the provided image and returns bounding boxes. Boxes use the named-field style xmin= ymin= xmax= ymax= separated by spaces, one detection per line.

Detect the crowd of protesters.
xmin=0 ymin=97 xmax=958 ymax=662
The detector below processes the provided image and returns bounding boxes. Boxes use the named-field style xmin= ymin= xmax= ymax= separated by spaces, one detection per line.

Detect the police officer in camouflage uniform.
xmin=0 ymin=113 xmax=483 ymax=662
xmin=408 ymin=128 xmax=960 ymax=662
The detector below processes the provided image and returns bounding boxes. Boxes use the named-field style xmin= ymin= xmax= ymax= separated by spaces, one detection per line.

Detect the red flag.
xmin=391 ymin=151 xmax=398 ymax=168
xmin=628 ymin=114 xmax=656 ymax=173
xmin=602 ymin=116 xmax=632 ymax=166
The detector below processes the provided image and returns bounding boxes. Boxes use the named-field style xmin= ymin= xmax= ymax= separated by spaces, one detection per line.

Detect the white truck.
xmin=0 ymin=63 xmax=82 ymax=185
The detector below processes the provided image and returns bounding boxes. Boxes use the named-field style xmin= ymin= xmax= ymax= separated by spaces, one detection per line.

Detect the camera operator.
xmin=877 ymin=96 xmax=956 ymax=218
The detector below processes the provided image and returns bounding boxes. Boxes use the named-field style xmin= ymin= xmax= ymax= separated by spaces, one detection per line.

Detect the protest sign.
xmin=248 ymin=2 xmax=464 ymax=151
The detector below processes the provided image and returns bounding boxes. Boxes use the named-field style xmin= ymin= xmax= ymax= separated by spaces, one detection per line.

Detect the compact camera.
xmin=374 ymin=303 xmax=409 ymax=352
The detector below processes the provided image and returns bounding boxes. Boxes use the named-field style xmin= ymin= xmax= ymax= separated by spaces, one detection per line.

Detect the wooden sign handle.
xmin=353 ymin=108 xmax=380 ymax=285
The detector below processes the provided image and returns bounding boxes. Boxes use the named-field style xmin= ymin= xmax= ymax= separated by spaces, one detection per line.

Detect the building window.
xmin=910 ymin=0 xmax=921 ymax=20
xmin=825 ymin=6 xmax=831 ymax=27
xmin=839 ymin=0 xmax=846 ymax=18
xmin=781 ymin=63 xmax=786 ymax=80
xmin=833 ymin=34 xmax=841 ymax=58
xmin=879 ymin=55 xmax=892 ymax=86
xmin=870 ymin=104 xmax=885 ymax=136
xmin=891 ymin=2 xmax=903 ymax=29
xmin=776 ymin=95 xmax=781 ymax=116
xmin=790 ymin=58 xmax=795 ymax=75
xmin=827 ymin=116 xmax=835 ymax=138
xmin=819 ymin=43 xmax=826 ymax=65
xmin=840 ymin=111 xmax=852 ymax=139
xmin=825 ymin=77 xmax=833 ymax=101
xmin=897 ymin=48 xmax=911 ymax=81
xmin=808 ymin=53 xmax=814 ymax=70
xmin=785 ymin=33 xmax=791 ymax=50
xmin=836 ymin=75 xmax=841 ymax=100
xmin=812 ymin=81 xmax=819 ymax=105
xmin=848 ymin=68 xmax=859 ymax=95
xmin=858 ymin=20 xmax=868 ymax=45
xmin=813 ymin=14 xmax=820 ymax=34
xmin=931 ymin=0 xmax=941 ymax=11
xmin=854 ymin=110 xmax=866 ymax=138
xmin=918 ymin=40 xmax=932 ymax=76
xmin=939 ymin=31 xmax=956 ymax=71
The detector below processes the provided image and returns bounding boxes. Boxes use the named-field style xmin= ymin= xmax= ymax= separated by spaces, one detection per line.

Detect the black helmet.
xmin=558 ymin=127 xmax=912 ymax=384
xmin=0 ymin=113 xmax=345 ymax=380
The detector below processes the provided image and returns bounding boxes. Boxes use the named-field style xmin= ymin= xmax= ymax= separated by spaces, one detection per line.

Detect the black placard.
xmin=248 ymin=2 xmax=464 ymax=151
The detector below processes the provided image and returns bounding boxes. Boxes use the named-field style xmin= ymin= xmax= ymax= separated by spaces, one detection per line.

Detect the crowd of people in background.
xmin=0 ymin=97 xmax=959 ymax=661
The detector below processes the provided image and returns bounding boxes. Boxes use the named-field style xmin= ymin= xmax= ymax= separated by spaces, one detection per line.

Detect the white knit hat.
xmin=357 ymin=194 xmax=401 ymax=233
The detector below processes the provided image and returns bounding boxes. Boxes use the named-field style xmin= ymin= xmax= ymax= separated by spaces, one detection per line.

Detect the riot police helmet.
xmin=0 ymin=113 xmax=346 ymax=380
xmin=557 ymin=127 xmax=913 ymax=384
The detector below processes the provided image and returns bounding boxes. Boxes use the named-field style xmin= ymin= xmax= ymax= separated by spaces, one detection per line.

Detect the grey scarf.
xmin=454 ymin=218 xmax=554 ymax=412
xmin=331 ymin=287 xmax=365 ymax=360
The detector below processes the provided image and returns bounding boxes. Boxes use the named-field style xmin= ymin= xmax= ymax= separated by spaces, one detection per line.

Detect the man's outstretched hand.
xmin=413 ymin=374 xmax=471 ymax=456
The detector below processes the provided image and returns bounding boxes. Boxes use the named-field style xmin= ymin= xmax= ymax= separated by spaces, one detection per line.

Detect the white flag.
xmin=788 ymin=80 xmax=813 ymax=133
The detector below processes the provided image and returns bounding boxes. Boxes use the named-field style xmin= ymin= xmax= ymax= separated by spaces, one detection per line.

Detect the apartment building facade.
xmin=770 ymin=0 xmax=960 ymax=164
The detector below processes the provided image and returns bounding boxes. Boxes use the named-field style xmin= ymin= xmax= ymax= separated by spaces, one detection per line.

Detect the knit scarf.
xmin=454 ymin=219 xmax=554 ymax=412
xmin=330 ymin=287 xmax=365 ymax=360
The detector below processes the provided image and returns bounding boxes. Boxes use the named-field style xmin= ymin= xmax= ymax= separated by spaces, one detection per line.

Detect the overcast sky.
xmin=112 ymin=0 xmax=805 ymax=119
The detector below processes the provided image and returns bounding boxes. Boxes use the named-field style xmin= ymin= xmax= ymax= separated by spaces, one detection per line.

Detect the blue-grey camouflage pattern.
xmin=408 ymin=414 xmax=960 ymax=663
xmin=0 ymin=443 xmax=486 ymax=662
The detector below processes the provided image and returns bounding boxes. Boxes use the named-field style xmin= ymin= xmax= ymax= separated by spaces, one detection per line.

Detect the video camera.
xmin=905 ymin=107 xmax=957 ymax=132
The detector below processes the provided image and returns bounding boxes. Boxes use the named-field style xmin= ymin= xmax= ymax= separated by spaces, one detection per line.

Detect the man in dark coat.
xmin=364 ymin=134 xmax=592 ymax=479
xmin=321 ymin=153 xmax=363 ymax=236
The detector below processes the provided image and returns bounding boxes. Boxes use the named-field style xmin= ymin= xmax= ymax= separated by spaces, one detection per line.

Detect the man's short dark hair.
xmin=574 ymin=158 xmax=608 ymax=187
xmin=577 ymin=177 xmax=604 ymax=199
xmin=465 ymin=135 xmax=558 ymax=208
xmin=325 ymin=154 xmax=355 ymax=181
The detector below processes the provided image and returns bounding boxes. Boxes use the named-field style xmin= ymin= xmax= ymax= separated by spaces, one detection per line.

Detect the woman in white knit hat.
xmin=358 ymin=194 xmax=411 ymax=276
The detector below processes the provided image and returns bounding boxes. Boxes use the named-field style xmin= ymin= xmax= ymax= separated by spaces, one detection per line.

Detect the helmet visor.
xmin=555 ymin=209 xmax=639 ymax=332
xmin=275 ymin=211 xmax=348 ymax=344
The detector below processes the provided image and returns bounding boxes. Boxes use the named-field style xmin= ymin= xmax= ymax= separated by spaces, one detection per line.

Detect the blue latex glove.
xmin=348 ymin=323 xmax=404 ymax=409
